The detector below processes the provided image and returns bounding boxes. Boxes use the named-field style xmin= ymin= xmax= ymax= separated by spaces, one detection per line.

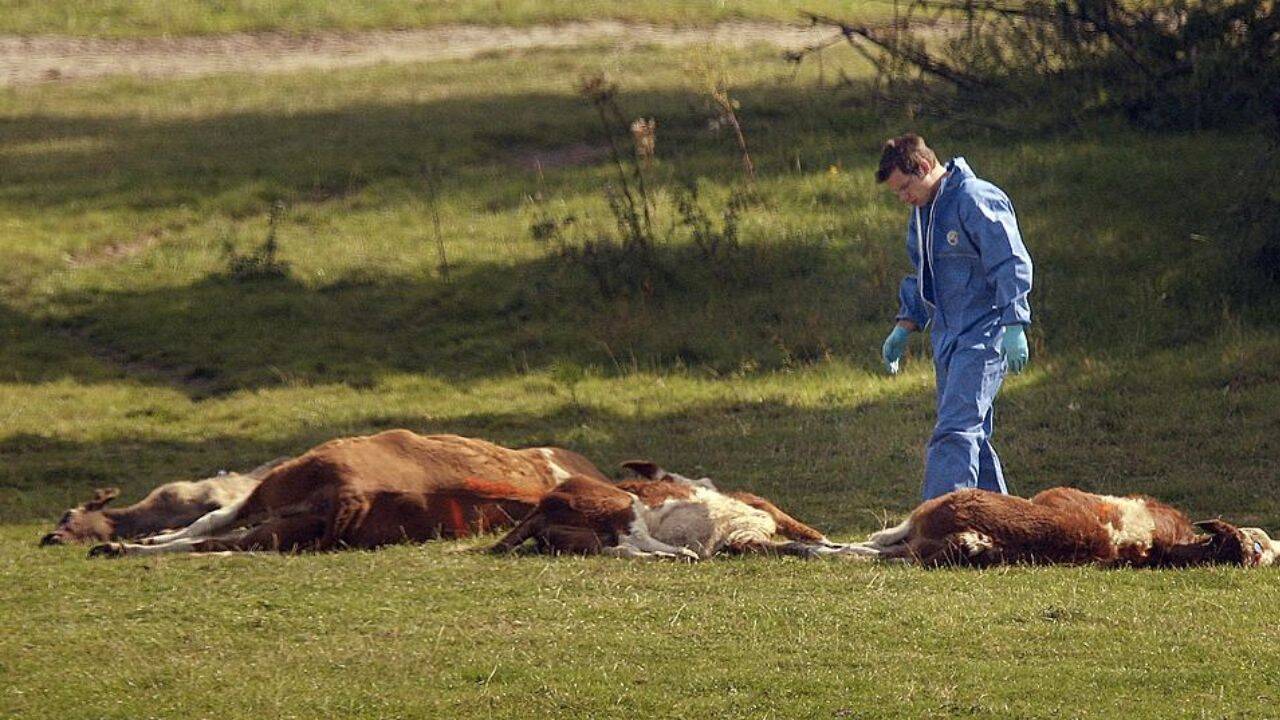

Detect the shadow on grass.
xmin=0 ymin=400 xmax=915 ymax=532
xmin=0 ymin=83 xmax=878 ymax=217
xmin=5 ymin=80 xmax=1267 ymax=377
xmin=6 ymin=342 xmax=1280 ymax=533
xmin=0 ymin=79 xmax=911 ymax=394
xmin=13 ymin=236 xmax=892 ymax=396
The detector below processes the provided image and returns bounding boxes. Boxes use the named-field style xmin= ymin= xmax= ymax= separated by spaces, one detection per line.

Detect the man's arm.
xmin=884 ymin=226 xmax=926 ymax=375
xmin=896 ymin=223 xmax=931 ymax=330
xmin=962 ymin=185 xmax=1033 ymax=326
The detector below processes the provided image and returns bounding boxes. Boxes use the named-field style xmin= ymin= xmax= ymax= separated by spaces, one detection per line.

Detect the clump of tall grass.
xmin=672 ymin=179 xmax=749 ymax=270
xmin=220 ymin=200 xmax=291 ymax=282
xmin=420 ymin=163 xmax=451 ymax=282
xmin=531 ymin=73 xmax=771 ymax=299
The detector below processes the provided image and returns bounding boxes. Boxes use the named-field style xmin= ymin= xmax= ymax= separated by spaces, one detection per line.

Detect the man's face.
xmin=885 ymin=166 xmax=935 ymax=208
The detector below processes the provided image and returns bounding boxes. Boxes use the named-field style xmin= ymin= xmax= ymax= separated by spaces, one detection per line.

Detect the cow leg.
xmin=825 ymin=540 xmax=917 ymax=563
xmin=138 ymin=494 xmax=252 ymax=545
xmin=615 ymin=534 xmax=700 ymax=561
xmin=541 ymin=525 xmax=611 ymax=555
xmin=719 ymin=539 xmax=857 ymax=559
xmin=90 ymin=527 xmax=252 ymax=558
xmin=91 ymin=537 xmax=200 ymax=557
xmin=903 ymin=534 xmax=1003 ymax=567
xmin=778 ymin=541 xmax=874 ymax=558
xmin=90 ymin=516 xmax=325 ymax=558
xmin=720 ymin=539 xmax=807 ymax=557
xmin=316 ymin=492 xmax=369 ymax=551
xmin=489 ymin=511 xmax=547 ymax=554
xmin=601 ymin=544 xmax=693 ymax=561
xmin=616 ymin=498 xmax=702 ymax=560
xmin=866 ymin=517 xmax=914 ymax=547
xmin=194 ymin=515 xmax=326 ymax=553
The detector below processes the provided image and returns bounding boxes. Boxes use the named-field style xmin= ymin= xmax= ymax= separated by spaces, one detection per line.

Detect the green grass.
xmin=2 ymin=36 xmax=1279 ymax=719
xmin=0 ymin=0 xmax=893 ymax=36
xmin=7 ymin=530 xmax=1280 ymax=719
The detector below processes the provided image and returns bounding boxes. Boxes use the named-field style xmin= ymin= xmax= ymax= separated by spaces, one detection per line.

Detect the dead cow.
xmin=845 ymin=487 xmax=1277 ymax=568
xmin=489 ymin=460 xmax=845 ymax=560
xmin=88 ymin=430 xmax=606 ymax=557
xmin=40 ymin=457 xmax=287 ymax=546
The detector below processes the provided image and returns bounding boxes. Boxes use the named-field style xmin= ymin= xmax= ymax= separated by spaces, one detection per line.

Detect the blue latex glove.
xmin=881 ymin=325 xmax=910 ymax=375
xmin=1001 ymin=324 xmax=1029 ymax=373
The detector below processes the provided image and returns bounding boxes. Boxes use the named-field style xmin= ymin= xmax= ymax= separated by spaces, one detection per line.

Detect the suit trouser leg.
xmin=976 ymin=402 xmax=1008 ymax=493
xmin=922 ymin=344 xmax=1007 ymax=500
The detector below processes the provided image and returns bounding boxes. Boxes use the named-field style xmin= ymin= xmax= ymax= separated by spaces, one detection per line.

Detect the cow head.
xmin=1239 ymin=527 xmax=1279 ymax=566
xmin=39 ymin=488 xmax=120 ymax=546
xmin=1193 ymin=519 xmax=1265 ymax=567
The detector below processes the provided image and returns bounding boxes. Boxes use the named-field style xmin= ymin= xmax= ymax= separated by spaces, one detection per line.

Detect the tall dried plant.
xmin=420 ymin=163 xmax=450 ymax=282
xmin=577 ymin=74 xmax=654 ymax=249
xmin=709 ymin=84 xmax=756 ymax=185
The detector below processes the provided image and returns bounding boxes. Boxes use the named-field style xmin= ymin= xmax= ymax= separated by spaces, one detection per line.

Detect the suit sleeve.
xmin=895 ymin=221 xmax=930 ymax=329
xmin=961 ymin=184 xmax=1033 ymax=326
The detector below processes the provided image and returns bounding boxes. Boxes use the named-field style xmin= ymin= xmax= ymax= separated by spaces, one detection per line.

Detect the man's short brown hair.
xmin=875 ymin=134 xmax=938 ymax=183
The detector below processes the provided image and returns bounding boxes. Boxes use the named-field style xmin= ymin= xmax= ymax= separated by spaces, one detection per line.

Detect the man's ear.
xmin=82 ymin=487 xmax=120 ymax=511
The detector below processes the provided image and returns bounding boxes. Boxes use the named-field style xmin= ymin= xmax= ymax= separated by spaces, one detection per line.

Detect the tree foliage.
xmin=802 ymin=0 xmax=1280 ymax=131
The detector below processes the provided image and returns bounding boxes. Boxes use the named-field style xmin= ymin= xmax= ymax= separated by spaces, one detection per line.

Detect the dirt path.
xmin=0 ymin=21 xmax=836 ymax=86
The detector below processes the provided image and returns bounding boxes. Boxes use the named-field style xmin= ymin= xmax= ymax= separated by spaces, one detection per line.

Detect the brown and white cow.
xmin=489 ymin=460 xmax=846 ymax=560
xmin=844 ymin=487 xmax=1277 ymax=568
xmin=88 ymin=430 xmax=606 ymax=557
xmin=40 ymin=457 xmax=288 ymax=546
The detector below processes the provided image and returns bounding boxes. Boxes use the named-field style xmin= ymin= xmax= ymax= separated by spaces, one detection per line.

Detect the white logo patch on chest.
xmin=946 ymin=230 xmax=959 ymax=246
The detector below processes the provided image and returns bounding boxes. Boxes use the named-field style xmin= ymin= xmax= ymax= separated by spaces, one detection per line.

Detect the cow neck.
xmin=101 ymin=506 xmax=150 ymax=538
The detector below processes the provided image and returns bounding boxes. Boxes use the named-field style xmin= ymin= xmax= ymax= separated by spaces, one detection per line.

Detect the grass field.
xmin=0 ymin=0 xmax=892 ymax=36
xmin=2 ymin=27 xmax=1279 ymax=720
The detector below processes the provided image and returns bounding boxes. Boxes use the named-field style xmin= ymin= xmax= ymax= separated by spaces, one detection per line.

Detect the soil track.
xmin=0 ymin=21 xmax=836 ymax=86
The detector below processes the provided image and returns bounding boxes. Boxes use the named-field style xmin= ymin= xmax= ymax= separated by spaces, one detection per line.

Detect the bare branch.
xmin=801 ymin=11 xmax=991 ymax=91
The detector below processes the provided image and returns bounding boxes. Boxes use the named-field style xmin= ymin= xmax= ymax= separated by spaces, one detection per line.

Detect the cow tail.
xmin=727 ymin=491 xmax=828 ymax=543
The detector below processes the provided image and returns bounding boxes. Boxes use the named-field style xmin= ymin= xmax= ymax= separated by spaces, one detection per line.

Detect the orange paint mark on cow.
xmin=460 ymin=476 xmax=547 ymax=502
xmin=446 ymin=497 xmax=468 ymax=537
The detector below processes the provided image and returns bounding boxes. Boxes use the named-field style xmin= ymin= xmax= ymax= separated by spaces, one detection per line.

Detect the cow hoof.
xmin=88 ymin=543 xmax=125 ymax=559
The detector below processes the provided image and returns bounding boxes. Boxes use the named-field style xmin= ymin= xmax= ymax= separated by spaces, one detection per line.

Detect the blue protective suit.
xmin=895 ymin=158 xmax=1033 ymax=500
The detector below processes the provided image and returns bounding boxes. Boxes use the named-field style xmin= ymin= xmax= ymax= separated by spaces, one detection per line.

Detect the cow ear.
xmin=247 ymin=456 xmax=290 ymax=479
xmin=1194 ymin=519 xmax=1235 ymax=536
xmin=82 ymin=487 xmax=120 ymax=511
xmin=620 ymin=460 xmax=664 ymax=480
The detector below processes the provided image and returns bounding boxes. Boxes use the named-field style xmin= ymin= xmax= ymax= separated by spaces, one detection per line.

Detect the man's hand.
xmin=1001 ymin=324 xmax=1029 ymax=373
xmin=881 ymin=325 xmax=911 ymax=375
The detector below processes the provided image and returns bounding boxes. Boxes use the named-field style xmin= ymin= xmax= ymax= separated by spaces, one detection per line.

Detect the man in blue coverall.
xmin=876 ymin=134 xmax=1034 ymax=501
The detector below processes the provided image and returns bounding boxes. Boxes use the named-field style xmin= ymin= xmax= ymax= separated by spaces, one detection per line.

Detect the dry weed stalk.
xmin=709 ymin=84 xmax=756 ymax=185
xmin=577 ymin=73 xmax=653 ymax=247
xmin=630 ymin=118 xmax=657 ymax=170
xmin=420 ymin=163 xmax=450 ymax=282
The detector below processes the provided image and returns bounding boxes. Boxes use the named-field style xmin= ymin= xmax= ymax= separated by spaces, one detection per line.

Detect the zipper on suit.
xmin=915 ymin=172 xmax=949 ymax=320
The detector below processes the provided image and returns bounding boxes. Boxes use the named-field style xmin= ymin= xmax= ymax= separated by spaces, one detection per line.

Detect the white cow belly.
xmin=642 ymin=488 xmax=776 ymax=558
